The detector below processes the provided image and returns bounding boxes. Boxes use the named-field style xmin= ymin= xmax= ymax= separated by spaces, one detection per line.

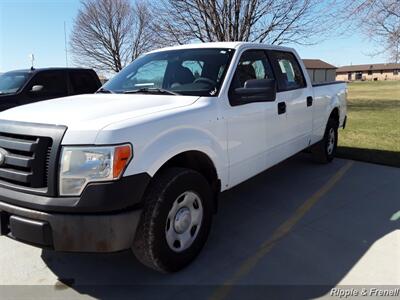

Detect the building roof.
xmin=337 ymin=63 xmax=400 ymax=73
xmin=302 ymin=59 xmax=337 ymax=70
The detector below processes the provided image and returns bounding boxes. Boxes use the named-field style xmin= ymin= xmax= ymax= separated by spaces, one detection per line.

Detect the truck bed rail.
xmin=312 ymin=81 xmax=346 ymax=87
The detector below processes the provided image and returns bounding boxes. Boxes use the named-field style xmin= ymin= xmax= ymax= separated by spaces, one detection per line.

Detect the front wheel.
xmin=311 ymin=118 xmax=338 ymax=163
xmin=132 ymin=168 xmax=213 ymax=273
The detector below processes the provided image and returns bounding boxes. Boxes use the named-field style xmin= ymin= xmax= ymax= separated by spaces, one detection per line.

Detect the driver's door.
xmin=224 ymin=50 xmax=286 ymax=188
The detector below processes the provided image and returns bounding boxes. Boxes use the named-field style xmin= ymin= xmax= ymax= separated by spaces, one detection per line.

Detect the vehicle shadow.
xmin=41 ymin=154 xmax=400 ymax=299
xmin=337 ymin=146 xmax=400 ymax=168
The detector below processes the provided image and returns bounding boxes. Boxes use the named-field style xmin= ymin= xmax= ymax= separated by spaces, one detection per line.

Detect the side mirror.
xmin=30 ymin=85 xmax=44 ymax=93
xmin=234 ymin=79 xmax=276 ymax=103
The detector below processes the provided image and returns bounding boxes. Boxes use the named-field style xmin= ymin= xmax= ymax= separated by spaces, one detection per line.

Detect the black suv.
xmin=0 ymin=68 xmax=102 ymax=111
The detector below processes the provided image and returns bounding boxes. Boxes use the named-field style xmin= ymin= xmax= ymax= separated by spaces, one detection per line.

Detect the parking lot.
xmin=1 ymin=154 xmax=399 ymax=299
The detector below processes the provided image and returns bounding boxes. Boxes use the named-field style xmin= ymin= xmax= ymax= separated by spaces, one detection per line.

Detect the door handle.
xmin=307 ymin=96 xmax=313 ymax=107
xmin=278 ymin=102 xmax=286 ymax=115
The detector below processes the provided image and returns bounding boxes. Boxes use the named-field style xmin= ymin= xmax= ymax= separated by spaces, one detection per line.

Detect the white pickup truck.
xmin=0 ymin=42 xmax=346 ymax=272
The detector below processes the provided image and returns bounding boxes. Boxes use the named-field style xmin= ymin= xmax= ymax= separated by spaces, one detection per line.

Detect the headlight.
xmin=59 ymin=144 xmax=132 ymax=196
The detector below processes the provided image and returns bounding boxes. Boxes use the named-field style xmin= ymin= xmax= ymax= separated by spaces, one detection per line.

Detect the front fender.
xmin=125 ymin=127 xmax=228 ymax=188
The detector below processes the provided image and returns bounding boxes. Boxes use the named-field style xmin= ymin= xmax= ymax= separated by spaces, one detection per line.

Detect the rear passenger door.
xmin=21 ymin=70 xmax=68 ymax=105
xmin=268 ymin=51 xmax=313 ymax=153
xmin=69 ymin=70 xmax=100 ymax=95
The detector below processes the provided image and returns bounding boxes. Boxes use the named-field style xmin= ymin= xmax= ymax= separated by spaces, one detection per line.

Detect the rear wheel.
xmin=311 ymin=118 xmax=338 ymax=163
xmin=132 ymin=168 xmax=213 ymax=273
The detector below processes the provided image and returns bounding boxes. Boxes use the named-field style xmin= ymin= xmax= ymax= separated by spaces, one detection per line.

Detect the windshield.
xmin=0 ymin=71 xmax=30 ymax=94
xmin=103 ymin=48 xmax=235 ymax=96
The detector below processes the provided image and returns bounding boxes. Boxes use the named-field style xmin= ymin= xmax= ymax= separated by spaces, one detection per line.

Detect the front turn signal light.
xmin=113 ymin=144 xmax=133 ymax=179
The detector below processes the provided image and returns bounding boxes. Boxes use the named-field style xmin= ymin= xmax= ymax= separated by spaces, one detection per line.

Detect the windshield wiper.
xmin=96 ymin=87 xmax=114 ymax=94
xmin=123 ymin=88 xmax=180 ymax=96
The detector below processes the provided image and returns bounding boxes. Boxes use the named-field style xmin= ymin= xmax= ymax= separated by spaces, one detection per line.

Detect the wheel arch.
xmin=149 ymin=150 xmax=221 ymax=213
xmin=154 ymin=151 xmax=218 ymax=184
xmin=328 ymin=107 xmax=340 ymax=127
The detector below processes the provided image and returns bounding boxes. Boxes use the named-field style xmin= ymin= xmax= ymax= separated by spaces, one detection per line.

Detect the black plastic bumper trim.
xmin=9 ymin=215 xmax=53 ymax=246
xmin=0 ymin=173 xmax=151 ymax=213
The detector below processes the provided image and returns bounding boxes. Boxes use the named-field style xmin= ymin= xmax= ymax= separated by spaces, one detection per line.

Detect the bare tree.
xmin=131 ymin=1 xmax=154 ymax=60
xmin=151 ymin=0 xmax=338 ymax=46
xmin=344 ymin=0 xmax=400 ymax=62
xmin=70 ymin=0 xmax=154 ymax=73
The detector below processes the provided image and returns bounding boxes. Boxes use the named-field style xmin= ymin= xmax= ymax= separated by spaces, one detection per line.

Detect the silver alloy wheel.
xmin=165 ymin=191 xmax=203 ymax=252
xmin=327 ymin=127 xmax=335 ymax=155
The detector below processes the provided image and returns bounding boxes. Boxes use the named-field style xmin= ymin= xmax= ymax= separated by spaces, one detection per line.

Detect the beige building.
xmin=303 ymin=59 xmax=337 ymax=84
xmin=336 ymin=63 xmax=400 ymax=81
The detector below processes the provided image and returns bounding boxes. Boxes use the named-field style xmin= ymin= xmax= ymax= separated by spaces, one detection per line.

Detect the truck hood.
xmin=0 ymin=94 xmax=199 ymax=126
xmin=0 ymin=94 xmax=199 ymax=144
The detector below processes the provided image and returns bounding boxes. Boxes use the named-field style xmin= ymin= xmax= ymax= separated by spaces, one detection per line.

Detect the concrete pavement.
xmin=0 ymin=154 xmax=399 ymax=299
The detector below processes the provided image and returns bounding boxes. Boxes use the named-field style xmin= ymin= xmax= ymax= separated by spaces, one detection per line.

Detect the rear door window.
xmin=70 ymin=71 xmax=99 ymax=94
xmin=269 ymin=51 xmax=306 ymax=91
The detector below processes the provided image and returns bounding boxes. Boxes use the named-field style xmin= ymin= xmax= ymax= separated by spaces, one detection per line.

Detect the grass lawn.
xmin=337 ymin=80 xmax=400 ymax=167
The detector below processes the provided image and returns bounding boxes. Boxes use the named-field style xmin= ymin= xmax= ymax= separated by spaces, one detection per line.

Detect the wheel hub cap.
xmin=174 ymin=207 xmax=192 ymax=234
xmin=165 ymin=191 xmax=203 ymax=253
xmin=327 ymin=128 xmax=335 ymax=155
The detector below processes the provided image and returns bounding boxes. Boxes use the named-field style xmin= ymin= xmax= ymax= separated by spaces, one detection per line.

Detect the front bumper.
xmin=0 ymin=200 xmax=142 ymax=252
xmin=0 ymin=173 xmax=151 ymax=252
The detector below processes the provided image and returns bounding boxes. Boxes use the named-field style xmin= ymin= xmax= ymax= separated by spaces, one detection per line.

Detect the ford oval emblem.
xmin=0 ymin=148 xmax=8 ymax=166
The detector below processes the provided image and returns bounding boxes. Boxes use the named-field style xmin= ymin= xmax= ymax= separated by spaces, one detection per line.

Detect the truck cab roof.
xmin=7 ymin=67 xmax=97 ymax=74
xmin=148 ymin=41 xmax=295 ymax=54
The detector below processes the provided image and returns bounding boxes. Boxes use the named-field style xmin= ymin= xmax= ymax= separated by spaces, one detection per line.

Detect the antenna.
xmin=29 ymin=54 xmax=35 ymax=69
xmin=64 ymin=21 xmax=68 ymax=67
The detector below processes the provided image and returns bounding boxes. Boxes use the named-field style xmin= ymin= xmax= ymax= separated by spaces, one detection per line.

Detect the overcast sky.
xmin=0 ymin=0 xmax=387 ymax=74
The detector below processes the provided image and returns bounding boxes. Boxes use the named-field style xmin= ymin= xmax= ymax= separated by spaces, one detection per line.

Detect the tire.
xmin=132 ymin=167 xmax=213 ymax=273
xmin=311 ymin=118 xmax=338 ymax=163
